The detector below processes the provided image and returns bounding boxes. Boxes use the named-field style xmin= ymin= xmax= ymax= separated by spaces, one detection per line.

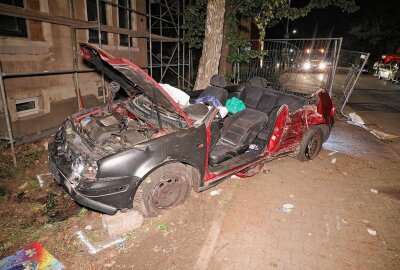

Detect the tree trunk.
xmin=194 ymin=0 xmax=226 ymax=90
xmin=218 ymin=6 xmax=232 ymax=77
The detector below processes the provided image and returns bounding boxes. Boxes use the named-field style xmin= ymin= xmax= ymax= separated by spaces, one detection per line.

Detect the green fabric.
xmin=225 ymin=97 xmax=246 ymax=114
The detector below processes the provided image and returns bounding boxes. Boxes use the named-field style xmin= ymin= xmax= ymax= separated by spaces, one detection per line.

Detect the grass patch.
xmin=78 ymin=207 xmax=88 ymax=217
xmin=156 ymin=223 xmax=170 ymax=236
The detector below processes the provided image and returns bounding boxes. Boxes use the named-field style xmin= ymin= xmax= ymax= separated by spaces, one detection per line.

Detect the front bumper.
xmin=48 ymin=154 xmax=119 ymax=215
xmin=48 ymin=135 xmax=140 ymax=215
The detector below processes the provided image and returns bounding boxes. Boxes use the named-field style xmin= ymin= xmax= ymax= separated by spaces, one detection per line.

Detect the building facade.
xmin=0 ymin=0 xmax=147 ymax=139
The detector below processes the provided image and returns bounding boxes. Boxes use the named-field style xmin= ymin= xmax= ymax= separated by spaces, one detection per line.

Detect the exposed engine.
xmin=60 ymin=103 xmax=174 ymax=161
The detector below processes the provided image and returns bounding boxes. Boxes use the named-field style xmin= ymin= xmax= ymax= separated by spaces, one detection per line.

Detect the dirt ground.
xmin=0 ymin=116 xmax=399 ymax=269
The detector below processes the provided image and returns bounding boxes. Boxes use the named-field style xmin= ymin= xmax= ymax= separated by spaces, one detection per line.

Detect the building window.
xmin=118 ymin=0 xmax=132 ymax=46
xmin=0 ymin=0 xmax=27 ymax=37
xmin=87 ymin=0 xmax=108 ymax=45
xmin=16 ymin=97 xmax=39 ymax=117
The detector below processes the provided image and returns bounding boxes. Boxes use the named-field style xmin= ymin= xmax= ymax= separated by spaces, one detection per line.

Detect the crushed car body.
xmin=48 ymin=43 xmax=335 ymax=217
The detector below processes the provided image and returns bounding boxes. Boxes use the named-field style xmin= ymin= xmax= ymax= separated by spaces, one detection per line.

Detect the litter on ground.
xmin=367 ymin=228 xmax=377 ymax=236
xmin=347 ymin=112 xmax=399 ymax=140
xmin=331 ymin=158 xmax=337 ymax=164
xmin=0 ymin=242 xmax=63 ymax=270
xmin=278 ymin=203 xmax=295 ymax=213
xmin=210 ymin=189 xmax=222 ymax=196
xmin=36 ymin=173 xmax=51 ymax=188
xmin=370 ymin=188 xmax=378 ymax=194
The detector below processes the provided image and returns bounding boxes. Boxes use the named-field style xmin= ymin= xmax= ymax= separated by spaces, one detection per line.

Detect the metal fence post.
xmin=0 ymin=63 xmax=17 ymax=167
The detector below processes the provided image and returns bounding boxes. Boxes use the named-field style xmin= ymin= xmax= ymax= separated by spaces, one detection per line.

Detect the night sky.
xmin=265 ymin=0 xmax=400 ymax=61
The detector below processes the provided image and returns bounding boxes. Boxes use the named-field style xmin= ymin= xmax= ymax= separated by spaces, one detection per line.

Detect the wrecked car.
xmin=48 ymin=43 xmax=334 ymax=217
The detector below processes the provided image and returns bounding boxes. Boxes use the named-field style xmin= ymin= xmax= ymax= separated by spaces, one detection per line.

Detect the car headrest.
xmin=210 ymin=74 xmax=226 ymax=88
xmin=249 ymin=76 xmax=269 ymax=88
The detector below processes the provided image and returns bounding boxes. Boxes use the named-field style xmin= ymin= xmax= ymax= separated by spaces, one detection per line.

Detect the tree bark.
xmin=218 ymin=5 xmax=232 ymax=76
xmin=194 ymin=0 xmax=226 ymax=90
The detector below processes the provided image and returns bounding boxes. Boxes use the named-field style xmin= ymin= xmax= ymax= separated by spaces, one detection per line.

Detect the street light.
xmin=292 ymin=29 xmax=297 ymax=34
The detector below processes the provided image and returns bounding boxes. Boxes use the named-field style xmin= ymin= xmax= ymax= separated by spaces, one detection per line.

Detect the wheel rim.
xmin=305 ymin=132 xmax=322 ymax=159
xmin=150 ymin=177 xmax=189 ymax=210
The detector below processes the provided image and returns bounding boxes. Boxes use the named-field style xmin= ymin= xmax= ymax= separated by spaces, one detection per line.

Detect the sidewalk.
xmin=203 ymin=151 xmax=400 ymax=269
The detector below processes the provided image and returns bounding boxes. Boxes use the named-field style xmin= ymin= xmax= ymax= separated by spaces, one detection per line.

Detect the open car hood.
xmin=79 ymin=43 xmax=192 ymax=126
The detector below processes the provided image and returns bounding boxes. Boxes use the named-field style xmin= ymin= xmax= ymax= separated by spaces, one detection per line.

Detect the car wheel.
xmin=378 ymin=75 xmax=382 ymax=80
xmin=297 ymin=126 xmax=323 ymax=162
xmin=133 ymin=163 xmax=194 ymax=217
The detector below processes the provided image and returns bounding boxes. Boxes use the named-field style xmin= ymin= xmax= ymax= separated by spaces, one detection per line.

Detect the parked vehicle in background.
xmin=391 ymin=69 xmax=400 ymax=84
xmin=378 ymin=63 xmax=398 ymax=81
xmin=373 ymin=54 xmax=400 ymax=76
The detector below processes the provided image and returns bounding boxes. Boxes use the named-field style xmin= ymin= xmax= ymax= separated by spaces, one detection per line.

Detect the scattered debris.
xmin=0 ymin=242 xmax=63 ymax=269
xmin=328 ymin=151 xmax=338 ymax=156
xmin=289 ymin=194 xmax=295 ymax=199
xmin=230 ymin=175 xmax=240 ymax=179
xmin=18 ymin=182 xmax=28 ymax=190
xmin=104 ymin=261 xmax=116 ymax=268
xmin=370 ymin=188 xmax=378 ymax=194
xmin=85 ymin=225 xmax=92 ymax=231
xmin=325 ymin=221 xmax=330 ymax=237
xmin=347 ymin=112 xmax=399 ymax=140
xmin=331 ymin=158 xmax=337 ymax=164
xmin=42 ymin=141 xmax=49 ymax=150
xmin=210 ymin=189 xmax=222 ymax=196
xmin=367 ymin=228 xmax=377 ymax=236
xmin=369 ymin=129 xmax=399 ymax=140
xmin=278 ymin=203 xmax=294 ymax=213
xmin=262 ymin=167 xmax=270 ymax=174
xmin=347 ymin=112 xmax=365 ymax=128
xmin=17 ymin=192 xmax=25 ymax=202
xmin=362 ymin=219 xmax=370 ymax=224
xmin=335 ymin=215 xmax=341 ymax=231
xmin=76 ymin=230 xmax=125 ymax=255
xmin=36 ymin=173 xmax=51 ymax=188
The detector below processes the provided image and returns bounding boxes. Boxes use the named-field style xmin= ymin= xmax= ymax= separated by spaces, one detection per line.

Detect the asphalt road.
xmin=331 ymin=73 xmax=400 ymax=156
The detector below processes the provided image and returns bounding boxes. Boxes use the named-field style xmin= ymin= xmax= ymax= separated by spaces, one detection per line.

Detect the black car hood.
xmin=79 ymin=43 xmax=192 ymax=125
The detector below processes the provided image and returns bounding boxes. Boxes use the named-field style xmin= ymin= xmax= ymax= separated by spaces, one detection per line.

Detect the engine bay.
xmin=66 ymin=101 xmax=175 ymax=158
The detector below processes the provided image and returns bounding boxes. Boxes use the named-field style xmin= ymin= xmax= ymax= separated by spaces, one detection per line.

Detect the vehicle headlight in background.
xmin=303 ymin=62 xmax=311 ymax=70
xmin=318 ymin=62 xmax=327 ymax=70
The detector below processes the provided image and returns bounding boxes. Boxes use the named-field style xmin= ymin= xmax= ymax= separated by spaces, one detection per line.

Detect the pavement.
xmin=200 ymin=149 xmax=400 ymax=270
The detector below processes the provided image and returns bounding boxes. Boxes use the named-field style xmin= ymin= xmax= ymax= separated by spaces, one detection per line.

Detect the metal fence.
xmin=234 ymin=38 xmax=342 ymax=96
xmin=334 ymin=49 xmax=370 ymax=116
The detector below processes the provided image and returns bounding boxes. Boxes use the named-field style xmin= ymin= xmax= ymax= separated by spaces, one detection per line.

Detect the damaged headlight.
xmin=72 ymin=156 xmax=85 ymax=176
xmin=70 ymin=156 xmax=98 ymax=184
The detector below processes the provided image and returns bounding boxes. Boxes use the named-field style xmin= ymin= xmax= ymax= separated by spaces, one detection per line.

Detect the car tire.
xmin=378 ymin=75 xmax=382 ymax=80
xmin=297 ymin=126 xmax=324 ymax=162
xmin=133 ymin=163 xmax=194 ymax=217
